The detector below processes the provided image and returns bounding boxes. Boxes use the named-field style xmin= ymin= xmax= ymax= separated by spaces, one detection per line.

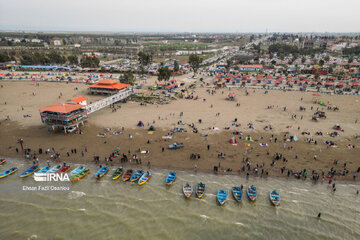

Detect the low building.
xmin=39 ymin=103 xmax=87 ymax=133
xmin=88 ymin=79 xmax=130 ymax=95
xmin=50 ymin=37 xmax=63 ymax=46
xmin=238 ymin=64 xmax=263 ymax=72
xmin=31 ymin=39 xmax=42 ymax=43
xmin=69 ymin=96 xmax=87 ymax=105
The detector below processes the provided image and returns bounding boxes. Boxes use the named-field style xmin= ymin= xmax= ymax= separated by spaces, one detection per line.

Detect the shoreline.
xmin=1 ymin=155 xmax=359 ymax=186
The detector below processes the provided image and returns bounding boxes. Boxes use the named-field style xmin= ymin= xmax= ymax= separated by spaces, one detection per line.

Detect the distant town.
xmin=0 ymin=32 xmax=359 ymax=82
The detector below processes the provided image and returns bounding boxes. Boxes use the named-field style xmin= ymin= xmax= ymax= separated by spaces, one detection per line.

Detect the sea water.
xmin=0 ymin=159 xmax=360 ymax=240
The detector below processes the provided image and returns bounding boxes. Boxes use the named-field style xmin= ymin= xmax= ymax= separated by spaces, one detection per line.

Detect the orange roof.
xmin=88 ymin=79 xmax=130 ymax=90
xmin=39 ymin=103 xmax=85 ymax=113
xmin=71 ymin=96 xmax=87 ymax=103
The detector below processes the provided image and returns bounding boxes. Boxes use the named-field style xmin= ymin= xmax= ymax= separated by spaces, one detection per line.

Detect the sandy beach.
xmin=1 ymin=76 xmax=360 ymax=181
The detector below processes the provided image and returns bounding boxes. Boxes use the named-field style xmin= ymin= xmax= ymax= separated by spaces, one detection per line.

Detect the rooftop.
xmin=70 ymin=96 xmax=87 ymax=103
xmin=39 ymin=103 xmax=85 ymax=114
xmin=88 ymin=79 xmax=130 ymax=90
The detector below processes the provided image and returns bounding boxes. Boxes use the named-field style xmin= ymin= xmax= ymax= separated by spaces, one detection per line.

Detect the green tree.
xmin=189 ymin=54 xmax=202 ymax=76
xmin=324 ymin=55 xmax=330 ymax=62
xmin=314 ymin=72 xmax=320 ymax=79
xmin=0 ymin=52 xmax=10 ymax=63
xmin=225 ymin=59 xmax=232 ymax=73
xmin=348 ymin=56 xmax=354 ymax=63
xmin=47 ymin=51 xmax=65 ymax=64
xmin=121 ymin=71 xmax=136 ymax=85
xmin=138 ymin=51 xmax=152 ymax=75
xmin=271 ymin=60 xmax=277 ymax=65
xmin=301 ymin=57 xmax=306 ymax=64
xmin=67 ymin=55 xmax=78 ymax=65
xmin=158 ymin=67 xmax=171 ymax=81
xmin=80 ymin=56 xmax=100 ymax=68
xmin=174 ymin=60 xmax=179 ymax=72
xmin=319 ymin=59 xmax=324 ymax=66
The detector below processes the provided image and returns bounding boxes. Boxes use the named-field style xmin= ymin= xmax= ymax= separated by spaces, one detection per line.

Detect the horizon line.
xmin=1 ymin=29 xmax=360 ymax=35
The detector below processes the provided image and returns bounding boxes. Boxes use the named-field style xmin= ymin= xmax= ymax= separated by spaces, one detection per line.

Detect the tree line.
xmin=0 ymin=51 xmax=100 ymax=67
xmin=268 ymin=43 xmax=323 ymax=56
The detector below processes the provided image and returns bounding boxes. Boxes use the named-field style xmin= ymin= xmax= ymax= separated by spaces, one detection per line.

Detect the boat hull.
xmin=270 ymin=190 xmax=280 ymax=206
xmin=165 ymin=172 xmax=176 ymax=185
xmin=112 ymin=169 xmax=123 ymax=180
xmin=196 ymin=184 xmax=206 ymax=199
xmin=247 ymin=186 xmax=257 ymax=202
xmin=70 ymin=169 xmax=90 ymax=181
xmin=138 ymin=172 xmax=151 ymax=185
xmin=20 ymin=166 xmax=39 ymax=178
xmin=0 ymin=168 xmax=18 ymax=179
xmin=232 ymin=187 xmax=242 ymax=202
xmin=47 ymin=165 xmax=62 ymax=173
xmin=70 ymin=166 xmax=85 ymax=176
xmin=38 ymin=166 xmax=51 ymax=174
xmin=57 ymin=166 xmax=71 ymax=173
xmin=95 ymin=167 xmax=109 ymax=179
xmin=217 ymin=190 xmax=227 ymax=206
xmin=122 ymin=170 xmax=134 ymax=181
xmin=183 ymin=184 xmax=193 ymax=198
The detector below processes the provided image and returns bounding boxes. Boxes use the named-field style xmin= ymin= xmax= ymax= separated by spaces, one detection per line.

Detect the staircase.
xmin=86 ymin=88 xmax=133 ymax=114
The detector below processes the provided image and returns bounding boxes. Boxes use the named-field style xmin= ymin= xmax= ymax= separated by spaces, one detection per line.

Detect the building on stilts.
xmin=39 ymin=99 xmax=87 ymax=133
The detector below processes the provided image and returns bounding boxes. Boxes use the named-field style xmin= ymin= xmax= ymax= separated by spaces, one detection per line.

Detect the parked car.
xmin=168 ymin=143 xmax=184 ymax=149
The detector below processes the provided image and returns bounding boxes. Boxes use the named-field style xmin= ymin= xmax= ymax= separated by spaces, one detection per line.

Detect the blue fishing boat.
xmin=138 ymin=171 xmax=151 ymax=185
xmin=130 ymin=169 xmax=144 ymax=182
xmin=165 ymin=171 xmax=176 ymax=185
xmin=247 ymin=185 xmax=257 ymax=202
xmin=95 ymin=166 xmax=109 ymax=179
xmin=232 ymin=186 xmax=242 ymax=202
xmin=217 ymin=190 xmax=227 ymax=205
xmin=0 ymin=167 xmax=18 ymax=179
xmin=70 ymin=166 xmax=85 ymax=176
xmin=38 ymin=166 xmax=51 ymax=173
xmin=47 ymin=165 xmax=62 ymax=173
xmin=20 ymin=165 xmax=39 ymax=178
xmin=270 ymin=190 xmax=280 ymax=206
xmin=196 ymin=182 xmax=206 ymax=199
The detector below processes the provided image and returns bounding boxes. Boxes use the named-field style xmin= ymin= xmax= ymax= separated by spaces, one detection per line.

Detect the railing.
xmin=40 ymin=111 xmax=86 ymax=121
xmin=86 ymin=88 xmax=133 ymax=114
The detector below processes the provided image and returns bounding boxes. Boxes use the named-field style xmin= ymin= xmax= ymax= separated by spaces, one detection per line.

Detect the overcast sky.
xmin=0 ymin=0 xmax=359 ymax=33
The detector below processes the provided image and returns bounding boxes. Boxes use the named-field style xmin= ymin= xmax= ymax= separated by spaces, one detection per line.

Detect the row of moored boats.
xmin=0 ymin=161 xmax=152 ymax=186
xmin=0 ymin=160 xmax=280 ymax=205
xmin=167 ymin=171 xmax=280 ymax=206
